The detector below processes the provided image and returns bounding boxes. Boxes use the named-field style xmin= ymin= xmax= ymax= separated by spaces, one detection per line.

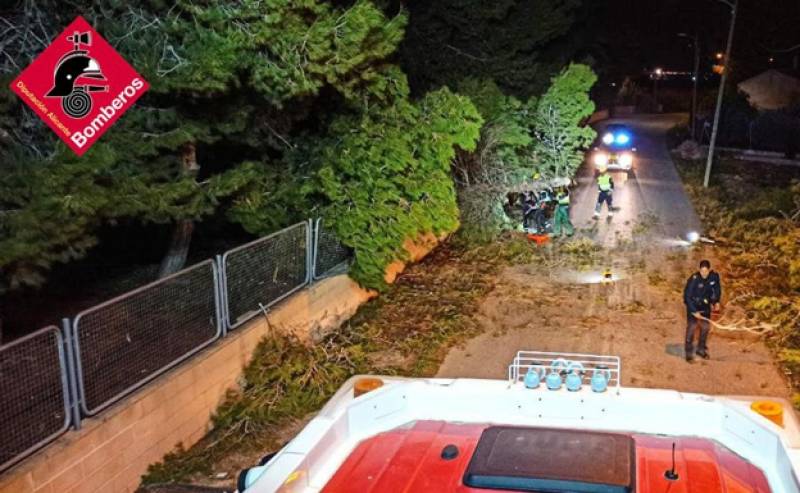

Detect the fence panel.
xmin=73 ymin=260 xmax=221 ymax=415
xmin=0 ymin=326 xmax=70 ymax=472
xmin=313 ymin=219 xmax=352 ymax=280
xmin=222 ymin=222 xmax=309 ymax=330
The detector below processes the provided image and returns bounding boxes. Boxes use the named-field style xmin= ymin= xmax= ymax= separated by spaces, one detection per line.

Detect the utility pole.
xmin=678 ymin=33 xmax=701 ymax=140
xmin=653 ymin=68 xmax=663 ymax=112
xmin=704 ymin=0 xmax=738 ymax=188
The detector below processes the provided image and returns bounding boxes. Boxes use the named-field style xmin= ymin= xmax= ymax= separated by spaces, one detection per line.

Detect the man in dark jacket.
xmin=683 ymin=260 xmax=722 ymax=362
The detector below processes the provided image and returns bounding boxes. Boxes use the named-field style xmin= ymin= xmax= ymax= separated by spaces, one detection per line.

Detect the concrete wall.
xmin=0 ymin=275 xmax=374 ymax=493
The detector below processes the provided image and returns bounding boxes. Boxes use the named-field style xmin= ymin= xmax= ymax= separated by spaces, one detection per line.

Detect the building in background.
xmin=738 ymin=69 xmax=800 ymax=110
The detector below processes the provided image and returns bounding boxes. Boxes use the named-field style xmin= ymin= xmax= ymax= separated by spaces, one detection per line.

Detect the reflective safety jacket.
xmin=597 ymin=173 xmax=613 ymax=192
xmin=557 ymin=191 xmax=570 ymax=205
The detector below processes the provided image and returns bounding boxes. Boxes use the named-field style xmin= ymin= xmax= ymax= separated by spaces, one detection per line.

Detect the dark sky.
xmin=598 ymin=0 xmax=800 ymax=79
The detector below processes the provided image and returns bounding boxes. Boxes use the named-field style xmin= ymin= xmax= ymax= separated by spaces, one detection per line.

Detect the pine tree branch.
xmin=445 ymin=44 xmax=490 ymax=62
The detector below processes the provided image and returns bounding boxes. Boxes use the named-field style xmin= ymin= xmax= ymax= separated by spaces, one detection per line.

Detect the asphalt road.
xmin=569 ymin=113 xmax=702 ymax=246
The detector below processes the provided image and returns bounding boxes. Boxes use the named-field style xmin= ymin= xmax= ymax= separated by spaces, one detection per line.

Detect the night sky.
xmin=598 ymin=0 xmax=800 ymax=80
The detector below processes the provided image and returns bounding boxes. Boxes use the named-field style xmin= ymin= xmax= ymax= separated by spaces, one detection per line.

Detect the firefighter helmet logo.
xmin=10 ymin=16 xmax=148 ymax=156
xmin=45 ymin=31 xmax=109 ymax=118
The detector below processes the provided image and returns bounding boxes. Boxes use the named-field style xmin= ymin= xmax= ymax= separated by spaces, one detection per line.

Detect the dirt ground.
xmin=437 ymin=244 xmax=789 ymax=397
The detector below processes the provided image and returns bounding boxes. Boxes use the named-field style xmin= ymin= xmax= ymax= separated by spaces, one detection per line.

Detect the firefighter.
xmin=593 ymin=165 xmax=614 ymax=219
xmin=552 ymin=186 xmax=574 ymax=237
xmin=533 ymin=188 xmax=553 ymax=234
xmin=683 ymin=259 xmax=721 ymax=362
xmin=521 ymin=192 xmax=537 ymax=230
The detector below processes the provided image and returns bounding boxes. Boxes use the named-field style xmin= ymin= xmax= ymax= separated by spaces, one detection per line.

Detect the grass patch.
xmin=141 ymin=233 xmax=541 ymax=485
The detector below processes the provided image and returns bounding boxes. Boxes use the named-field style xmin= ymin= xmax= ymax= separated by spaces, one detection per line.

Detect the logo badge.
xmin=10 ymin=16 xmax=149 ymax=156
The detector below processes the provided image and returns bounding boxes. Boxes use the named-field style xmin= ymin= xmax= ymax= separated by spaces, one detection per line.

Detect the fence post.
xmin=61 ymin=318 xmax=82 ymax=431
xmin=307 ymin=218 xmax=315 ymax=285
xmin=215 ymin=254 xmax=228 ymax=338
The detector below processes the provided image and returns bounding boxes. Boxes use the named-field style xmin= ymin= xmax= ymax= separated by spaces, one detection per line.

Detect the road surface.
xmin=437 ymin=114 xmax=788 ymax=394
xmin=569 ymin=113 xmax=702 ymax=245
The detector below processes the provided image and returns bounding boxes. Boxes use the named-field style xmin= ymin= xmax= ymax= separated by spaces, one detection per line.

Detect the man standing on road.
xmin=552 ymin=186 xmax=574 ymax=237
xmin=683 ymin=260 xmax=722 ymax=362
xmin=593 ymin=165 xmax=614 ymax=219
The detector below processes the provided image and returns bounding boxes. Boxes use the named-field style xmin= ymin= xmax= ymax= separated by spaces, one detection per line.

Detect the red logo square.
xmin=10 ymin=16 xmax=149 ymax=156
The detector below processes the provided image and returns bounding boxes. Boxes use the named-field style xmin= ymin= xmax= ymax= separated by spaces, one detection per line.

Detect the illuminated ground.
xmin=570 ymin=113 xmax=703 ymax=246
xmin=438 ymin=116 xmax=787 ymax=395
xmin=436 ymin=253 xmax=788 ymax=397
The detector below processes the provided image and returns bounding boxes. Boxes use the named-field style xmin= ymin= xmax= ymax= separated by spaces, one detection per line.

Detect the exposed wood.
xmin=158 ymin=143 xmax=198 ymax=278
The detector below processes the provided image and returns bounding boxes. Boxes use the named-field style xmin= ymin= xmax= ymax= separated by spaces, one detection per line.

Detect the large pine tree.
xmin=0 ymin=0 xmax=408 ymax=289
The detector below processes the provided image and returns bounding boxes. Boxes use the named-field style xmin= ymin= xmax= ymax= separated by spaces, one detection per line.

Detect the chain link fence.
xmin=312 ymin=218 xmax=352 ymax=280
xmin=1 ymin=217 xmax=356 ymax=471
xmin=0 ymin=326 xmax=70 ymax=471
xmin=73 ymin=260 xmax=221 ymax=415
xmin=222 ymin=221 xmax=310 ymax=330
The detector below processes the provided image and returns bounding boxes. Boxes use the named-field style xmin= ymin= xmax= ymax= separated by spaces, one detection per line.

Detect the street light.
xmin=704 ymin=0 xmax=738 ymax=188
xmin=678 ymin=32 xmax=701 ymax=141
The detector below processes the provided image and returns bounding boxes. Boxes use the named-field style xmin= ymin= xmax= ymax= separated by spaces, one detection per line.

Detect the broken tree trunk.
xmin=158 ymin=143 xmax=199 ymax=278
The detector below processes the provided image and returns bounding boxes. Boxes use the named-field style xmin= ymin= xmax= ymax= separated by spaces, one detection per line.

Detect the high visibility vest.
xmin=598 ymin=173 xmax=612 ymax=192
xmin=558 ymin=193 xmax=570 ymax=205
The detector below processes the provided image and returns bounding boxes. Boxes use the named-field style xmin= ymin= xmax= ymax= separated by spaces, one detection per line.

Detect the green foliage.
xmin=533 ymin=64 xmax=597 ymax=180
xmin=0 ymin=0 xmax=408 ymax=290
xmin=453 ymin=78 xmax=537 ymax=187
xmin=453 ymin=66 xmax=597 ymax=242
xmin=116 ymin=0 xmax=408 ymax=105
xmin=315 ymin=81 xmax=482 ymax=290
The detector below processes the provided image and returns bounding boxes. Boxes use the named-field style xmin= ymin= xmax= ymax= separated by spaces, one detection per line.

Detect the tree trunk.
xmin=158 ymin=143 xmax=199 ymax=278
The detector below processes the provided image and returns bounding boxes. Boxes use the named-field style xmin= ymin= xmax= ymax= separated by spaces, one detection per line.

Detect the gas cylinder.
xmin=546 ymin=359 xmax=568 ymax=390
xmin=565 ymin=361 xmax=584 ymax=392
xmin=524 ymin=366 xmax=542 ymax=389
xmin=591 ymin=367 xmax=612 ymax=393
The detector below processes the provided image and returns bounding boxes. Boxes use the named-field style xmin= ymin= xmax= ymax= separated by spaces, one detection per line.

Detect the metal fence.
xmin=0 ymin=218 xmax=350 ymax=472
xmin=73 ymin=260 xmax=221 ymax=415
xmin=312 ymin=218 xmax=352 ymax=280
xmin=0 ymin=326 xmax=70 ymax=471
xmin=222 ymin=221 xmax=310 ymax=330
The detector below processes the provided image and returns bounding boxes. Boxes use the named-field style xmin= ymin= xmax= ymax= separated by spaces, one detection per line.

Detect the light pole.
xmin=704 ymin=0 xmax=738 ymax=188
xmin=678 ymin=32 xmax=700 ymax=141
xmin=653 ymin=67 xmax=663 ymax=112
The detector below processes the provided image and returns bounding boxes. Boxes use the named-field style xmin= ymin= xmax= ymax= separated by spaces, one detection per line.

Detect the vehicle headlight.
xmin=616 ymin=133 xmax=630 ymax=145
xmin=593 ymin=152 xmax=609 ymax=166
xmin=619 ymin=152 xmax=633 ymax=167
xmin=602 ymin=132 xmax=614 ymax=145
